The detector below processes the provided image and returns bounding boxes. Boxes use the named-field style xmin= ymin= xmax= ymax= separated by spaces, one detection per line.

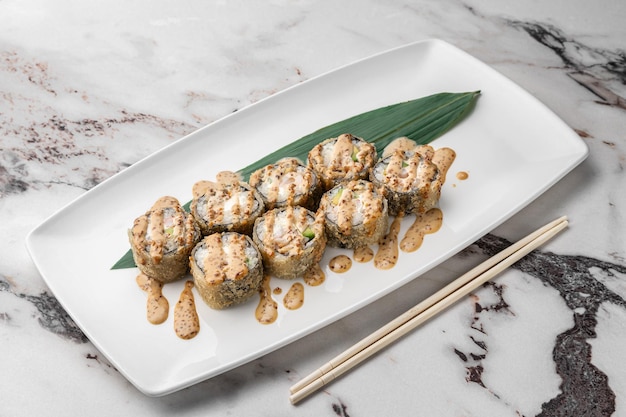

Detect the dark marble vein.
xmin=472 ymin=233 xmax=626 ymax=417
xmin=0 ymin=275 xmax=87 ymax=343
xmin=510 ymin=21 xmax=626 ymax=110
xmin=454 ymin=281 xmax=509 ymax=403
xmin=332 ymin=401 xmax=351 ymax=417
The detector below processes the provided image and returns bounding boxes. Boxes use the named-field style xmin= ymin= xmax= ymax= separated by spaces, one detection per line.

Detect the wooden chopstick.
xmin=289 ymin=216 xmax=569 ymax=404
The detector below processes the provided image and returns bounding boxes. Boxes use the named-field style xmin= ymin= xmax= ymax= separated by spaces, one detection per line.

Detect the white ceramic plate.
xmin=26 ymin=39 xmax=588 ymax=396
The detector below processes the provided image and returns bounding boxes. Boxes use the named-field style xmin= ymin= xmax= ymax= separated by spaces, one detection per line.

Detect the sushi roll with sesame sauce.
xmin=370 ymin=146 xmax=438 ymax=216
xmin=128 ymin=196 xmax=201 ymax=283
xmin=248 ymin=157 xmax=322 ymax=211
xmin=370 ymin=144 xmax=450 ymax=216
xmin=190 ymin=232 xmax=264 ymax=310
xmin=252 ymin=205 xmax=326 ymax=280
xmin=191 ymin=171 xmax=265 ymax=237
xmin=319 ymin=179 xmax=389 ymax=249
xmin=307 ymin=133 xmax=377 ymax=191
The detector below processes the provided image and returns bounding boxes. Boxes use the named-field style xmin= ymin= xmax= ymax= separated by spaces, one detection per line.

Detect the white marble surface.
xmin=2 ymin=0 xmax=626 ymax=415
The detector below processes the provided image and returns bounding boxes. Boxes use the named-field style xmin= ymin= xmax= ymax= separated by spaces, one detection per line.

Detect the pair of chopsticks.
xmin=289 ymin=215 xmax=569 ymax=404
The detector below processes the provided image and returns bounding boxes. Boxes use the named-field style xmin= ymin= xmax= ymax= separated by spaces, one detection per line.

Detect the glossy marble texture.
xmin=2 ymin=0 xmax=626 ymax=416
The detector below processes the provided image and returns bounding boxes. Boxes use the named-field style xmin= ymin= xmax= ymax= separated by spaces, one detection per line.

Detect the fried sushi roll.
xmin=190 ymin=232 xmax=264 ymax=309
xmin=252 ymin=206 xmax=326 ymax=279
xmin=249 ymin=157 xmax=322 ymax=211
xmin=370 ymin=145 xmax=453 ymax=216
xmin=128 ymin=196 xmax=201 ymax=283
xmin=191 ymin=172 xmax=265 ymax=236
xmin=307 ymin=133 xmax=377 ymax=191
xmin=319 ymin=180 xmax=388 ymax=249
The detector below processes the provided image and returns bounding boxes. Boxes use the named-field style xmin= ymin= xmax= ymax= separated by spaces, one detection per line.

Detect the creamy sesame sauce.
xmin=329 ymin=254 xmax=352 ymax=273
xmin=256 ymin=275 xmax=278 ymax=324
xmin=400 ymin=208 xmax=443 ymax=252
xmin=456 ymin=171 xmax=469 ymax=180
xmin=303 ymin=263 xmax=326 ymax=286
xmin=353 ymin=245 xmax=374 ymax=263
xmin=174 ymin=281 xmax=200 ymax=340
xmin=431 ymin=148 xmax=456 ymax=185
xmin=216 ymin=170 xmax=241 ymax=185
xmin=374 ymin=214 xmax=403 ymax=270
xmin=381 ymin=136 xmax=417 ymax=158
xmin=283 ymin=283 xmax=305 ymax=310
xmin=136 ymin=273 xmax=200 ymax=339
xmin=136 ymin=272 xmax=169 ymax=324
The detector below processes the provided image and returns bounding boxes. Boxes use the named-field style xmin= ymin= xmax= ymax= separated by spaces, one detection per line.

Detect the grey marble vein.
xmin=0 ymin=274 xmax=87 ymax=343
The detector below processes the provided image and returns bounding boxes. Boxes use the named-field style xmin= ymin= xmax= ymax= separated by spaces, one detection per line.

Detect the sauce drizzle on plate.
xmin=136 ymin=272 xmax=169 ymax=325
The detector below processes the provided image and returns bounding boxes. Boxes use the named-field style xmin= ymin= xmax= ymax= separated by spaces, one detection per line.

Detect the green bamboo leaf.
xmin=237 ymin=91 xmax=480 ymax=181
xmin=112 ymin=250 xmax=136 ymax=269
xmin=112 ymin=91 xmax=480 ymax=270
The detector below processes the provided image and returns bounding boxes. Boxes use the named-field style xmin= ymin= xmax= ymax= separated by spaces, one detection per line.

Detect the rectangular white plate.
xmin=26 ymin=39 xmax=588 ymax=396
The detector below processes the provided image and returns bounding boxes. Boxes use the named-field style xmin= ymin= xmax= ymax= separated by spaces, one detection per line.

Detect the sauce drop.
xmin=303 ymin=263 xmax=326 ymax=286
xmin=400 ymin=208 xmax=443 ymax=253
xmin=353 ymin=245 xmax=374 ymax=263
xmin=456 ymin=171 xmax=469 ymax=180
xmin=374 ymin=214 xmax=402 ymax=270
xmin=173 ymin=281 xmax=200 ymax=340
xmin=136 ymin=273 xmax=169 ymax=325
xmin=283 ymin=283 xmax=305 ymax=310
xmin=256 ymin=275 xmax=278 ymax=324
xmin=329 ymin=255 xmax=352 ymax=273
